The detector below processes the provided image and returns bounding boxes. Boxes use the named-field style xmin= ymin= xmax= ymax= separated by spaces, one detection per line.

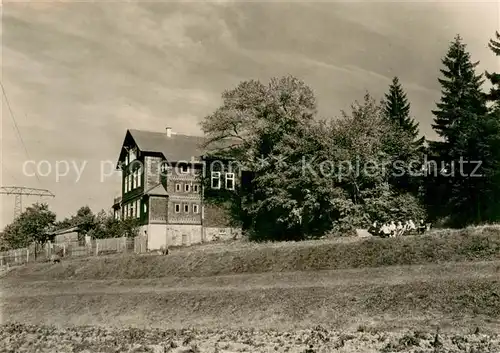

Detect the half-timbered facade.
xmin=114 ymin=127 xmax=241 ymax=250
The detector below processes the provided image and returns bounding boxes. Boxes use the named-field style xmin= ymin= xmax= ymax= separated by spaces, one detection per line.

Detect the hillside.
xmin=4 ymin=225 xmax=500 ymax=281
xmin=2 ymin=226 xmax=500 ymax=352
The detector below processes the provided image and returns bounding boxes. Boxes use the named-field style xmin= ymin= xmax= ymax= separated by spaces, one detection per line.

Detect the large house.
xmin=113 ymin=127 xmax=241 ymax=250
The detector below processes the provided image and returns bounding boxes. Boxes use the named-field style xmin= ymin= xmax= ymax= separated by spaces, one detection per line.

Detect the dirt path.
xmin=2 ymin=260 xmax=499 ymax=334
xmin=2 ymin=259 xmax=500 ymax=297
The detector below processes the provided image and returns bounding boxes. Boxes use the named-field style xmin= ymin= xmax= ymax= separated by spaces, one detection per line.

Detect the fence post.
xmin=1 ymin=256 xmax=3 ymax=267
xmin=26 ymin=249 xmax=29 ymax=263
xmin=95 ymin=243 xmax=99 ymax=256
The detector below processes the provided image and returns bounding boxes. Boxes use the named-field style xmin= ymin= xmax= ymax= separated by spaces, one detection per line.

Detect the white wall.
xmin=167 ymin=224 xmax=203 ymax=247
xmin=203 ymin=227 xmax=242 ymax=242
xmin=145 ymin=224 xmax=242 ymax=250
xmin=147 ymin=224 xmax=167 ymax=251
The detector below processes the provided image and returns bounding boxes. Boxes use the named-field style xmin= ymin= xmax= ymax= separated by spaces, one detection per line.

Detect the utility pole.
xmin=0 ymin=186 xmax=55 ymax=219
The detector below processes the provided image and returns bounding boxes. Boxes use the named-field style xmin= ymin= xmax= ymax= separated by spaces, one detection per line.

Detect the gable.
xmin=116 ymin=130 xmax=141 ymax=169
xmin=116 ymin=128 xmax=241 ymax=169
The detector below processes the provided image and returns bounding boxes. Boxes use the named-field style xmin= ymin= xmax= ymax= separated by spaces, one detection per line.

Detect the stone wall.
xmin=203 ymin=227 xmax=242 ymax=242
xmin=167 ymin=224 xmax=203 ymax=247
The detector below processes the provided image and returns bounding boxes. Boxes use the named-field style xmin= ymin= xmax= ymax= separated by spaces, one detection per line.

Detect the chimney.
xmin=166 ymin=127 xmax=172 ymax=137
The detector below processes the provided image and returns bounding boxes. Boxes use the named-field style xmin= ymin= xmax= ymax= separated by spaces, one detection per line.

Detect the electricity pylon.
xmin=0 ymin=186 xmax=55 ymax=219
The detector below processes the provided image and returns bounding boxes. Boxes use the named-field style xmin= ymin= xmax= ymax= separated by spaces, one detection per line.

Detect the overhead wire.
xmin=0 ymin=80 xmax=41 ymax=185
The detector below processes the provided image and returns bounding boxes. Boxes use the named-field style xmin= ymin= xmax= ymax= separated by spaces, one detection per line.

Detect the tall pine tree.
xmin=427 ymin=34 xmax=496 ymax=227
xmin=383 ymin=76 xmax=423 ymax=145
xmin=382 ymin=76 xmax=424 ymax=194
xmin=486 ymin=31 xmax=500 ymax=106
xmin=431 ymin=35 xmax=487 ymax=146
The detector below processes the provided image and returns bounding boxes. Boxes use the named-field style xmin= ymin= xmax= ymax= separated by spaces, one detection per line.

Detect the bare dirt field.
xmin=2 ymin=323 xmax=500 ymax=353
xmin=2 ymin=227 xmax=500 ymax=352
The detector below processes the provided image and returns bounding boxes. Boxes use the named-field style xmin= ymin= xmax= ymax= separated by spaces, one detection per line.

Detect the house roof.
xmin=50 ymin=226 xmax=80 ymax=236
xmin=118 ymin=129 xmax=240 ymax=166
xmin=129 ymin=129 xmax=206 ymax=162
xmin=143 ymin=183 xmax=169 ymax=196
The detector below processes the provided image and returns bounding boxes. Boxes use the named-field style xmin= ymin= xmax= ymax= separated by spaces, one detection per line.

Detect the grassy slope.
xmin=2 ymin=267 xmax=499 ymax=332
xmin=2 ymin=226 xmax=500 ymax=334
xmin=4 ymin=226 xmax=500 ymax=281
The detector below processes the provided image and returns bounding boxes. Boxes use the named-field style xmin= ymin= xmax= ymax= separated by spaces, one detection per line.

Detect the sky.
xmin=1 ymin=0 xmax=499 ymax=228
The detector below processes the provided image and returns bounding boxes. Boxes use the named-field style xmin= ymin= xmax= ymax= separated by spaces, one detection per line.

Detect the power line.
xmin=0 ymin=186 xmax=55 ymax=219
xmin=0 ymin=80 xmax=41 ymax=185
xmin=1 ymin=164 xmax=18 ymax=183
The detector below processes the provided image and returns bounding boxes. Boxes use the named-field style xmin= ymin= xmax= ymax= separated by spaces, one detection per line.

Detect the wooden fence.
xmin=0 ymin=235 xmax=146 ymax=268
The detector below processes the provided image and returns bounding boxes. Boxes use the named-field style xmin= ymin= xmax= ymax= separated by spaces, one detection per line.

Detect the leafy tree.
xmin=1 ymin=222 xmax=26 ymax=250
xmin=201 ymin=81 xmax=425 ymax=240
xmin=54 ymin=205 xmax=96 ymax=235
xmin=201 ymin=76 xmax=325 ymax=240
xmin=90 ymin=210 xmax=140 ymax=239
xmin=1 ymin=203 xmax=56 ymax=249
xmin=327 ymin=93 xmax=426 ymax=232
xmin=73 ymin=206 xmax=96 ymax=234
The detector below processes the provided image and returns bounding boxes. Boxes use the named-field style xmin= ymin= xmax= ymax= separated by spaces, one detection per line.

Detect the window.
xmin=137 ymin=170 xmax=142 ymax=187
xmin=129 ymin=148 xmax=137 ymax=162
xmin=132 ymin=172 xmax=136 ymax=189
xmin=211 ymin=172 xmax=221 ymax=189
xmin=175 ymin=183 xmax=181 ymax=192
xmin=185 ymin=184 xmax=190 ymax=192
xmin=184 ymin=204 xmax=189 ymax=213
xmin=175 ymin=204 xmax=181 ymax=213
xmin=193 ymin=184 xmax=199 ymax=193
xmin=180 ymin=165 xmax=189 ymax=174
xmin=130 ymin=203 xmax=134 ymax=219
xmin=160 ymin=162 xmax=169 ymax=174
xmin=219 ymin=228 xmax=227 ymax=234
xmin=193 ymin=204 xmax=199 ymax=214
xmin=225 ymin=173 xmax=235 ymax=190
xmin=128 ymin=175 xmax=132 ymax=192
xmin=124 ymin=176 xmax=129 ymax=193
xmin=135 ymin=200 xmax=140 ymax=218
xmin=143 ymin=202 xmax=147 ymax=213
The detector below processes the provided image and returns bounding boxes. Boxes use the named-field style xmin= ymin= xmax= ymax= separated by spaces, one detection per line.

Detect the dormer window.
xmin=180 ymin=165 xmax=189 ymax=174
xmin=129 ymin=148 xmax=137 ymax=162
